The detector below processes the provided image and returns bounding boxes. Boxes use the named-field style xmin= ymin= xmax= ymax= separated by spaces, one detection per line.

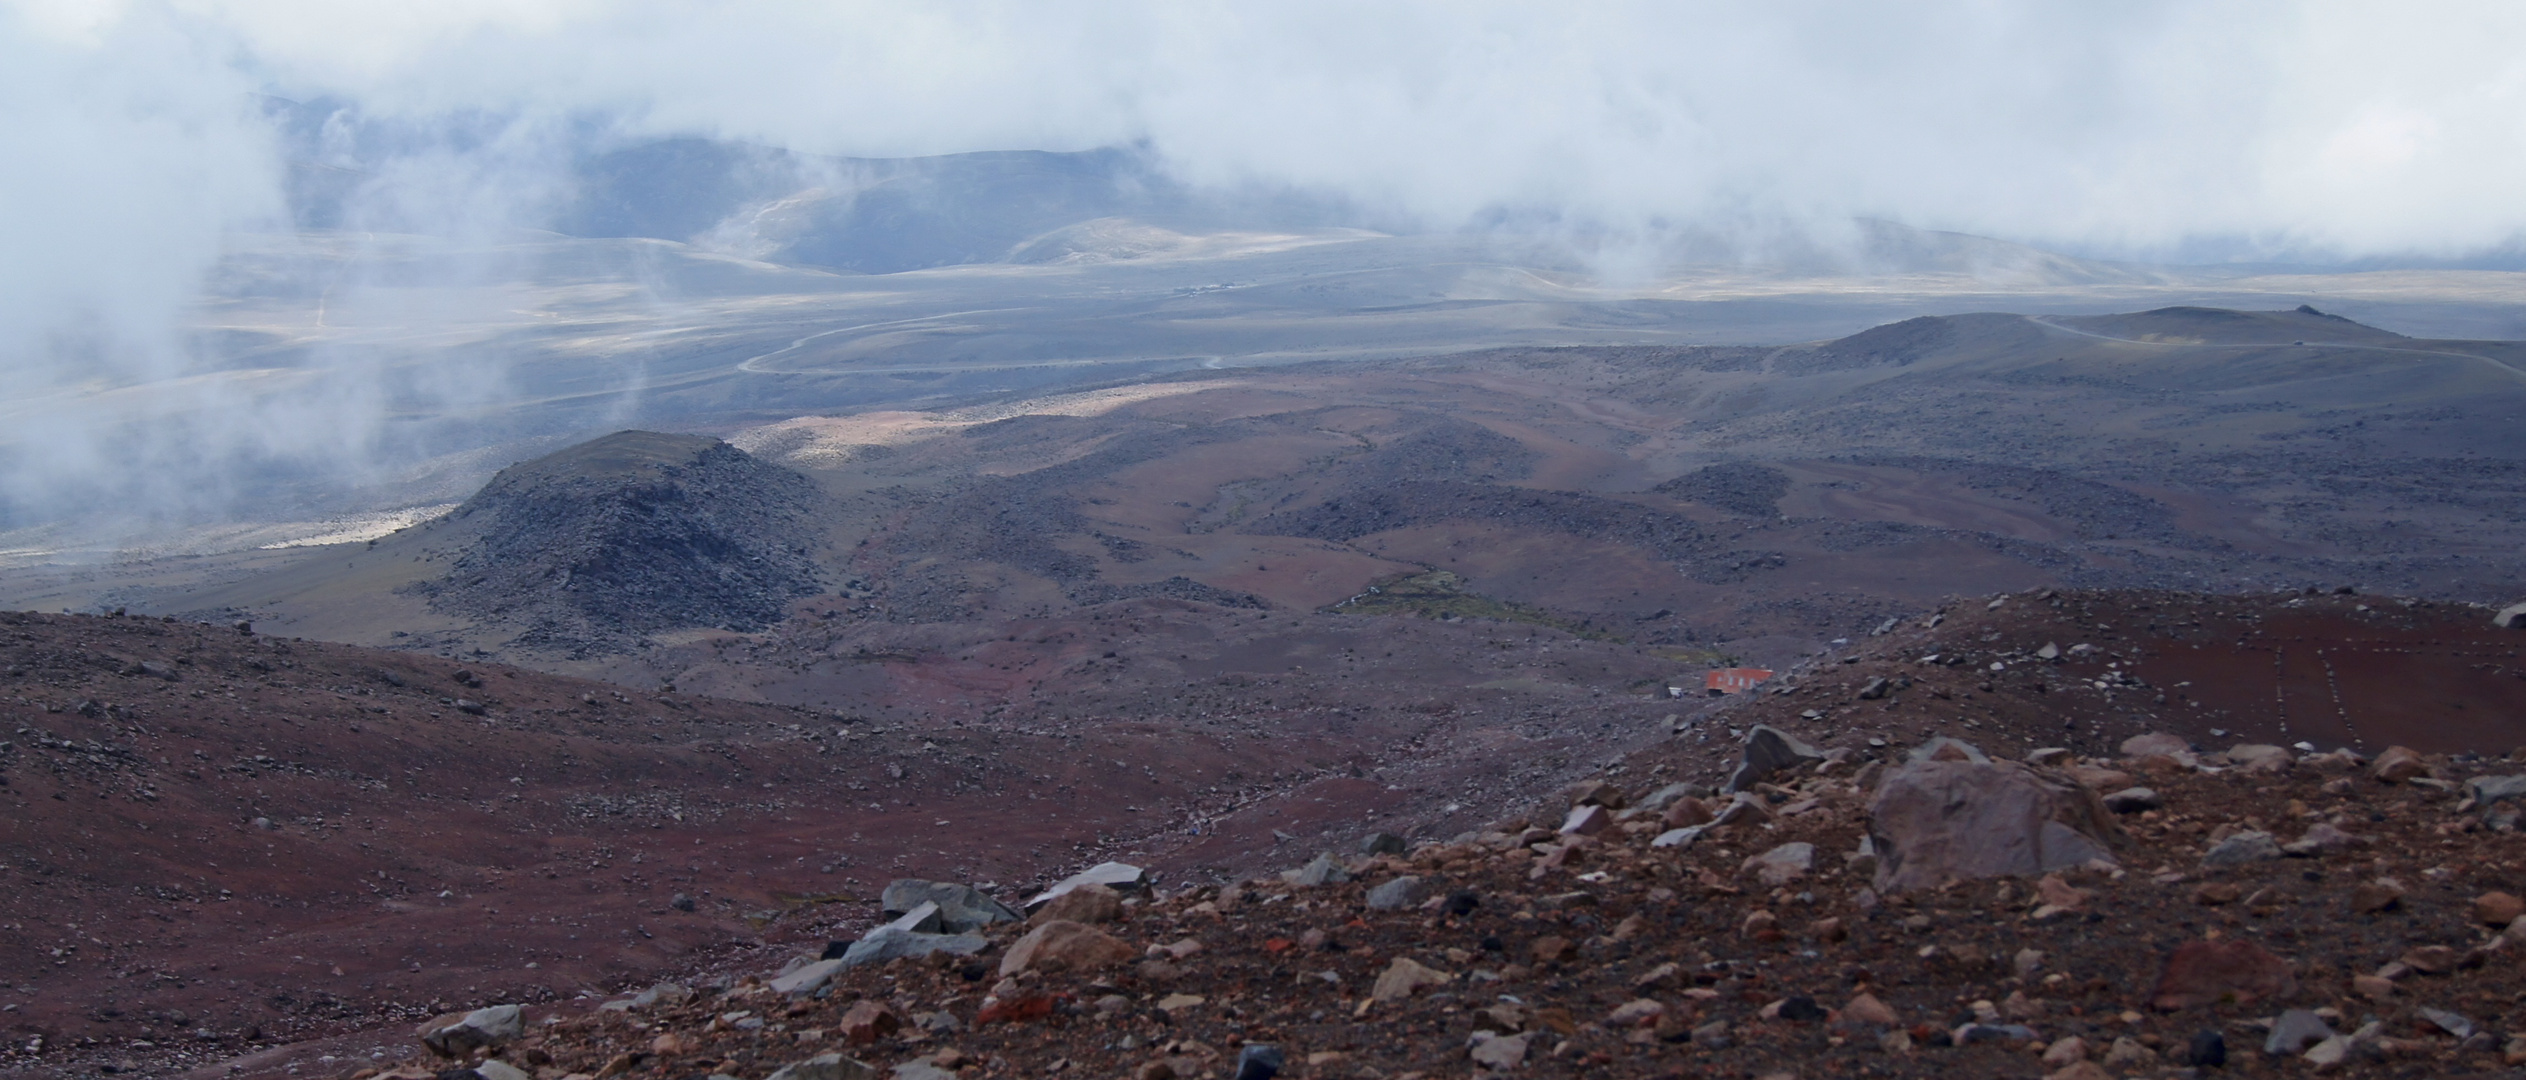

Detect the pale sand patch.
xmin=730 ymin=380 xmax=1242 ymax=467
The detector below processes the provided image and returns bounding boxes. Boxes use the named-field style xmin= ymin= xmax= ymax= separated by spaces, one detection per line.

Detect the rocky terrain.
xmin=2 ymin=586 xmax=2521 ymax=1079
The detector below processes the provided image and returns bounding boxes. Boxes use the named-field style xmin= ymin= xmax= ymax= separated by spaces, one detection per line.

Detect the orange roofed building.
xmin=1704 ymin=667 xmax=1774 ymax=695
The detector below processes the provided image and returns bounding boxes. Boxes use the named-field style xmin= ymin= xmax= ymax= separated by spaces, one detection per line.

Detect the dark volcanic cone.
xmin=408 ymin=430 xmax=826 ymax=652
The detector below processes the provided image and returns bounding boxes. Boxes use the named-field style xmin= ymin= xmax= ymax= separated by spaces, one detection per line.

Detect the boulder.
xmin=1558 ymin=803 xmax=1612 ymax=836
xmin=1661 ymin=796 xmax=1714 ymax=829
xmin=1283 ymin=852 xmax=1351 ymax=887
xmin=2148 ymin=939 xmax=2296 ymax=1010
xmin=1370 ymin=956 xmax=1452 ymax=1002
xmin=418 ymin=1005 xmax=524 ymax=1058
xmin=999 ymin=919 xmax=1134 ymax=976
xmin=1564 ymin=779 xmax=1627 ymax=809
xmin=838 ymin=932 xmax=988 ymax=970
xmin=1727 ymin=725 xmax=1823 ymax=793
xmin=2494 ymin=602 xmax=2526 ymax=629
xmin=2119 ymin=732 xmax=2196 ymax=769
xmin=2467 ymin=775 xmax=2526 ymax=807
xmin=882 ymin=880 xmax=1022 ymax=932
xmin=2224 ymin=744 xmax=2294 ymax=773
xmin=2371 ymin=745 xmax=2430 ymax=783
xmin=2201 ymin=830 xmax=2280 ymax=866
xmin=2263 ymin=1009 xmax=2334 ymax=1056
xmin=765 ymin=1053 xmax=878 ymax=1080
xmin=1024 ymin=862 xmax=1147 ymax=912
xmin=1741 ymin=842 xmax=1814 ymax=887
xmin=1866 ymin=759 xmax=2121 ymax=892
xmin=1364 ymin=876 xmax=1427 ymax=912
xmin=1357 ymin=832 xmax=1408 ymax=856
xmin=1465 ymin=1032 xmax=1527 ymax=1070
xmin=1031 ymin=883 xmax=1123 ymax=925
xmin=769 ymin=959 xmax=848 ymax=995
xmin=1636 ymin=782 xmax=1707 ymax=812
xmin=2102 ymin=787 xmax=2160 ymax=813
xmin=874 ymin=900 xmax=943 ymax=937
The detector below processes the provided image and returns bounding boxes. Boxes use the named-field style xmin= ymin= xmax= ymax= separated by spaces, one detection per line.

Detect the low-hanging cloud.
xmin=3 ymin=0 xmax=2524 ymax=535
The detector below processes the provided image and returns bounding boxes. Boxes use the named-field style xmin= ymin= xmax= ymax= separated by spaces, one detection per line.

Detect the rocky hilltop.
xmin=408 ymin=432 xmax=829 ymax=653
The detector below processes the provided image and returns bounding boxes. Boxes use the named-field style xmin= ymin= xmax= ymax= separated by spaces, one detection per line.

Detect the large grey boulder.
xmin=1867 ymin=759 xmax=2121 ymax=892
xmin=2467 ymin=775 xmax=2526 ymax=807
xmin=2494 ymin=602 xmax=2526 ymax=630
xmin=882 ymin=880 xmax=1022 ymax=932
xmin=1727 ymin=725 xmax=1823 ymax=793
xmin=1023 ymin=862 xmax=1148 ymax=912
xmin=840 ymin=931 xmax=988 ymax=969
xmin=418 ymin=1004 xmax=524 ymax=1057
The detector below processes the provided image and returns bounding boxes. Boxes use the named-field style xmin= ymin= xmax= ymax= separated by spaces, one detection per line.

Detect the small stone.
xmin=1365 ymin=876 xmax=1427 ymax=911
xmin=2264 ymin=1008 xmax=2335 ymax=1055
xmin=1558 ymin=804 xmax=1612 ymax=836
xmin=1466 ymin=1031 xmax=1528 ymax=1070
xmin=2181 ymin=1029 xmax=2227 ymax=1067
xmin=2040 ymin=1036 xmax=2087 ymax=1066
xmin=2282 ymin=822 xmax=2363 ymax=856
xmin=1234 ymin=1044 xmax=1284 ymax=1080
xmin=2192 ymin=881 xmax=2241 ymax=905
xmin=1662 ymin=796 xmax=1715 ymax=829
xmin=1740 ymin=910 xmax=1778 ymax=937
xmin=1877 ymin=1029 xmax=1911 ymax=1053
xmin=670 ymin=892 xmax=697 ymax=912
xmin=2473 ymin=891 xmax=2526 ymax=926
xmin=2201 ymin=830 xmax=2281 ymax=866
xmin=1742 ymin=842 xmax=1814 ymax=886
xmin=1842 ymin=993 xmax=1898 ymax=1027
xmin=1810 ymin=917 xmax=1847 ymax=942
xmin=2351 ymin=974 xmax=2394 ymax=999
xmin=1371 ymin=956 xmax=1453 ymax=1002
xmin=1023 ymin=861 xmax=1148 ymax=911
xmin=1529 ymin=935 xmax=1573 ymax=963
xmin=999 ymin=920 xmax=1135 ymax=976
xmin=2420 ymin=1007 xmax=2474 ymax=1040
xmin=2035 ymin=873 xmax=2088 ymax=911
xmin=2102 ymin=787 xmax=2160 ymax=813
xmin=2044 ymin=1063 xmax=2111 ymax=1080
xmin=1284 ymin=852 xmax=1352 ymax=887
xmin=1606 ymin=999 xmax=1666 ymax=1026
xmin=2371 ymin=745 xmax=2429 ymax=783
xmin=2102 ymin=1035 xmax=2157 ymax=1068
xmin=1729 ymin=725 xmax=1824 ymax=792
xmin=2400 ymin=944 xmax=2457 ymax=973
xmin=1032 ymin=884 xmax=1124 ymax=925
xmin=418 ymin=1005 xmax=524 ymax=1058
xmin=2225 ymin=744 xmax=2295 ymax=773
xmin=2301 ymin=1035 xmax=2350 ymax=1068
xmin=1776 ymin=996 xmax=1828 ymax=1022
xmin=1691 ymin=1019 xmax=1732 ymax=1049
xmin=837 ymin=1001 xmax=899 ymax=1046
xmin=2349 ymin=878 xmax=2405 ymax=914
xmin=1358 ymin=832 xmax=1407 ymax=856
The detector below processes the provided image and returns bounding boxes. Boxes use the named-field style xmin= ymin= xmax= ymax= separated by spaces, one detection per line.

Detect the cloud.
xmin=2 ymin=0 xmax=2524 ymax=532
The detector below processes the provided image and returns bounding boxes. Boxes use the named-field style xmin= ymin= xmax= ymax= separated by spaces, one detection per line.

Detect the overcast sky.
xmin=3 ymin=1 xmax=2524 ymax=525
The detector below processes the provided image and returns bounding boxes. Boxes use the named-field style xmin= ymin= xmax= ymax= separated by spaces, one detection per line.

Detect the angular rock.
xmin=2497 ymin=601 xmax=2526 ymax=629
xmin=1357 ymin=832 xmax=1408 ymax=856
xmin=1711 ymin=792 xmax=1773 ymax=827
xmin=2149 ymin=939 xmax=2296 ymax=1010
xmin=999 ymin=920 xmax=1134 ymax=976
xmin=1032 ymin=883 xmax=1123 ymax=925
xmin=1364 ymin=876 xmax=1427 ymax=912
xmin=419 ymin=1005 xmax=524 ymax=1058
xmin=1728 ymin=725 xmax=1823 ymax=793
xmin=2102 ymin=1036 xmax=2157 ymax=1069
xmin=875 ymin=900 xmax=944 ymax=937
xmin=2181 ymin=1029 xmax=2227 ymax=1067
xmin=1565 ymin=779 xmax=1627 ymax=810
xmin=1234 ymin=1044 xmax=1283 ymax=1080
xmin=1661 ymin=796 xmax=1714 ymax=829
xmin=1741 ymin=842 xmax=1814 ymax=887
xmin=1370 ymin=956 xmax=1452 ymax=1002
xmin=1465 ymin=1031 xmax=1527 ymax=1070
xmin=2045 ymin=1062 xmax=2111 ymax=1080
xmin=2281 ymin=822 xmax=2363 ymax=856
xmin=765 ymin=1053 xmax=878 ymax=1080
xmin=882 ymin=880 xmax=1022 ymax=932
xmin=1842 ymin=993 xmax=1898 ymax=1027
xmin=770 ymin=959 xmax=849 ymax=995
xmin=2350 ymin=878 xmax=2405 ymax=913
xmin=1636 ymin=782 xmax=1706 ymax=812
xmin=1649 ymin=826 xmax=1704 ymax=849
xmin=2466 ymin=775 xmax=2526 ymax=807
xmin=2201 ymin=830 xmax=2281 ymax=866
xmin=2264 ymin=1008 xmax=2334 ymax=1055
xmin=1024 ymin=862 xmax=1148 ymax=911
xmin=2101 ymin=787 xmax=2160 ymax=813
xmin=2225 ymin=744 xmax=2294 ymax=773
xmin=1284 ymin=852 xmax=1351 ymax=887
xmin=2371 ymin=745 xmax=2430 ymax=783
xmin=1558 ymin=804 xmax=1612 ymax=836
xmin=2421 ymin=1007 xmax=2474 ymax=1040
xmin=473 ymin=1061 xmax=529 ymax=1080
xmin=839 ymin=932 xmax=988 ymax=970
xmin=838 ymin=1000 xmax=899 ymax=1046
xmin=1866 ymin=759 xmax=2120 ymax=892
xmin=2119 ymin=732 xmax=2196 ymax=768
